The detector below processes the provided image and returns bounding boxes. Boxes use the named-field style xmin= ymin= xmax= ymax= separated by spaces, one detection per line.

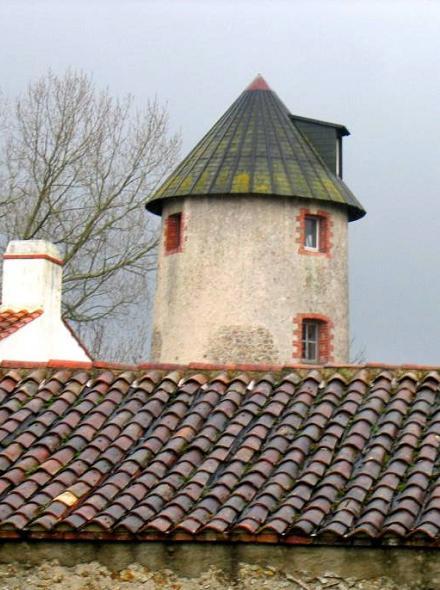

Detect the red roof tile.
xmin=0 ymin=309 xmax=43 ymax=340
xmin=0 ymin=363 xmax=437 ymax=546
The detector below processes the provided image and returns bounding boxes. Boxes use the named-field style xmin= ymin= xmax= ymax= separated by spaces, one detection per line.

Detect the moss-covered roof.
xmin=147 ymin=75 xmax=365 ymax=221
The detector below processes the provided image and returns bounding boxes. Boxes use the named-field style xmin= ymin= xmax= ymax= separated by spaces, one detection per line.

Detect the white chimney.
xmin=0 ymin=240 xmax=91 ymax=363
xmin=2 ymin=240 xmax=63 ymax=314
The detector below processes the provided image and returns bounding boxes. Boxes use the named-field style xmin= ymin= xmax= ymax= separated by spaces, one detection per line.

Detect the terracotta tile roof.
xmin=0 ymin=309 xmax=43 ymax=340
xmin=0 ymin=362 xmax=439 ymax=547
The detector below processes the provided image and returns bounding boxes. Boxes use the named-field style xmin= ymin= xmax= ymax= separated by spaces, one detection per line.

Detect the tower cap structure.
xmin=147 ymin=75 xmax=366 ymax=221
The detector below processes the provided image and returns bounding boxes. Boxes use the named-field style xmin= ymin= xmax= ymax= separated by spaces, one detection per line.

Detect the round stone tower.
xmin=147 ymin=75 xmax=365 ymax=365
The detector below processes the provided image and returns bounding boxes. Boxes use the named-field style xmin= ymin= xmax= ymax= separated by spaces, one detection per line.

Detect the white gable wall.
xmin=0 ymin=240 xmax=92 ymax=363
xmin=0 ymin=314 xmax=90 ymax=362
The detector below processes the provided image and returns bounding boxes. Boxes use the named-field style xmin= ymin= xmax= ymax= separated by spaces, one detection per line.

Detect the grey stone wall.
xmin=0 ymin=541 xmax=438 ymax=589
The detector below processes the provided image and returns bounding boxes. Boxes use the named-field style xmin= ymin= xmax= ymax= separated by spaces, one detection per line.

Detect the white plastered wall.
xmin=0 ymin=240 xmax=91 ymax=363
xmin=0 ymin=315 xmax=90 ymax=362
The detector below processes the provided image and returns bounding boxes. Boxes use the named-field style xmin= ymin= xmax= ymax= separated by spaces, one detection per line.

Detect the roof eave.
xmin=288 ymin=113 xmax=350 ymax=137
xmin=146 ymin=193 xmax=366 ymax=222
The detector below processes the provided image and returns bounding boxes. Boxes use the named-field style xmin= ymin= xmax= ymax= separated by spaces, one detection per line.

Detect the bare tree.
xmin=0 ymin=70 xmax=180 ymax=361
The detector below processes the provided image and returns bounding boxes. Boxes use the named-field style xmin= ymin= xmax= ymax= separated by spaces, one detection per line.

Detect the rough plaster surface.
xmin=152 ymin=195 xmax=349 ymax=364
xmin=150 ymin=329 xmax=162 ymax=363
xmin=0 ymin=542 xmax=436 ymax=589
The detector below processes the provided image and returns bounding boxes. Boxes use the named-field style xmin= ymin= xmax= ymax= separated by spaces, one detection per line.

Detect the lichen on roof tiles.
xmin=147 ymin=75 xmax=365 ymax=221
xmin=0 ymin=364 xmax=436 ymax=545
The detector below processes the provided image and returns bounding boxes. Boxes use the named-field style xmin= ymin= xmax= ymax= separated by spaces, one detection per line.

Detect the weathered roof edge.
xmin=1 ymin=359 xmax=440 ymax=375
xmin=0 ymin=528 xmax=439 ymax=550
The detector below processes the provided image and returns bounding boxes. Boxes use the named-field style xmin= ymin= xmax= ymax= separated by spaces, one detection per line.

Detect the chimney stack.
xmin=2 ymin=240 xmax=63 ymax=315
xmin=0 ymin=240 xmax=91 ymax=363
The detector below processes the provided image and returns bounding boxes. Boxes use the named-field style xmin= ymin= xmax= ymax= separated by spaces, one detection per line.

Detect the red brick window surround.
xmin=164 ymin=212 xmax=183 ymax=255
xmin=293 ymin=313 xmax=334 ymax=364
xmin=296 ymin=208 xmax=333 ymax=257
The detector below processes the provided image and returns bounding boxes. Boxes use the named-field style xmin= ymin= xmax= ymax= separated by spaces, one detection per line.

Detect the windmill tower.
xmin=147 ymin=75 xmax=365 ymax=365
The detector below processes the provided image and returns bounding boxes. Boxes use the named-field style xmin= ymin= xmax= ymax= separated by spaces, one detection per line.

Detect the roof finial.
xmin=246 ymin=74 xmax=271 ymax=91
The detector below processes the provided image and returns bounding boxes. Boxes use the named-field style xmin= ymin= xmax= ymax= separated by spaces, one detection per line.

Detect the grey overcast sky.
xmin=1 ymin=0 xmax=439 ymax=364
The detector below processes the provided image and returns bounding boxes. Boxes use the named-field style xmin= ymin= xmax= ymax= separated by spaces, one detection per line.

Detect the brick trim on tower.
xmin=296 ymin=208 xmax=333 ymax=257
xmin=292 ymin=313 xmax=334 ymax=363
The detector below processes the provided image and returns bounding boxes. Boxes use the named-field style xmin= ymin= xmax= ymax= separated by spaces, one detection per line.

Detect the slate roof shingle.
xmin=147 ymin=75 xmax=366 ymax=221
xmin=0 ymin=362 xmax=438 ymax=547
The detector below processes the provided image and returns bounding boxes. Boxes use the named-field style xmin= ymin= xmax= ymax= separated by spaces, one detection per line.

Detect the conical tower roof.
xmin=147 ymin=75 xmax=365 ymax=221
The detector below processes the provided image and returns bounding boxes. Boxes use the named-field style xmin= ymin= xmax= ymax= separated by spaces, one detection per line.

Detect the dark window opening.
xmin=165 ymin=212 xmax=182 ymax=253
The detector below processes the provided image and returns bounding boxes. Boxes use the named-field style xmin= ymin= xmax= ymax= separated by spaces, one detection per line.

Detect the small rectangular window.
xmin=302 ymin=320 xmax=319 ymax=362
xmin=304 ymin=216 xmax=320 ymax=250
xmin=165 ymin=212 xmax=182 ymax=253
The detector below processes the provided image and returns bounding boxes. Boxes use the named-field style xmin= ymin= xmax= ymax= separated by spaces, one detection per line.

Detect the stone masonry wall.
xmin=0 ymin=542 xmax=437 ymax=589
